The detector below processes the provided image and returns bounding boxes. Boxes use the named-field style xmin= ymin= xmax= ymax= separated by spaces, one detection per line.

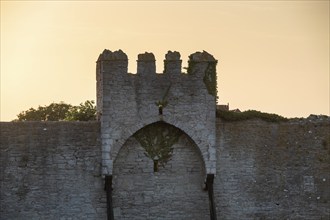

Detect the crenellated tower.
xmin=96 ymin=49 xmax=218 ymax=177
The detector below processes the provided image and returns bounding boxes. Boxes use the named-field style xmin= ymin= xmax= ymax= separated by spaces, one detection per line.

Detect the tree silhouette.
xmin=15 ymin=100 xmax=96 ymax=121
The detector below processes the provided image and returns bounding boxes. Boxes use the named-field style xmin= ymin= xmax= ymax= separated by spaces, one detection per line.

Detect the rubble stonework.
xmin=0 ymin=50 xmax=329 ymax=219
xmin=97 ymin=50 xmax=218 ymax=176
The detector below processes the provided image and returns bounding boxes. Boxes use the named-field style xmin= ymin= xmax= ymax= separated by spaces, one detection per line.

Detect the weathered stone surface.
xmin=164 ymin=51 xmax=182 ymax=74
xmin=189 ymin=50 xmax=216 ymax=62
xmin=137 ymin=52 xmax=155 ymax=61
xmin=215 ymin=118 xmax=330 ymax=219
xmin=165 ymin=51 xmax=181 ymax=60
xmin=1 ymin=50 xmax=329 ymax=220
xmin=1 ymin=118 xmax=329 ymax=219
xmin=0 ymin=122 xmax=106 ymax=219
xmin=97 ymin=50 xmax=217 ymax=176
xmin=97 ymin=49 xmax=128 ymax=61
xmin=113 ymin=132 xmax=208 ymax=220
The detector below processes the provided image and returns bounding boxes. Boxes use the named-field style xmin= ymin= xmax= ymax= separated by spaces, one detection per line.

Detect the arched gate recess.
xmin=111 ymin=122 xmax=210 ymax=220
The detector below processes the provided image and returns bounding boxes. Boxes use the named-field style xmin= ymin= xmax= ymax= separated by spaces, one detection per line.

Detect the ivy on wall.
xmin=134 ymin=122 xmax=182 ymax=168
xmin=203 ymin=62 xmax=217 ymax=98
xmin=187 ymin=61 xmax=218 ymax=100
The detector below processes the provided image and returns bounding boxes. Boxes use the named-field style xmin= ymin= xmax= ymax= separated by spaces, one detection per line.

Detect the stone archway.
xmin=112 ymin=122 xmax=209 ymax=219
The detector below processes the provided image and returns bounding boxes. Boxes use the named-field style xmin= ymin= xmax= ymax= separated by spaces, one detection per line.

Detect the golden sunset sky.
xmin=1 ymin=1 xmax=329 ymax=121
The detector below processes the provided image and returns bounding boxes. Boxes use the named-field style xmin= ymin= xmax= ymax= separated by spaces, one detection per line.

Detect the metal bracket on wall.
xmin=104 ymin=175 xmax=114 ymax=220
xmin=206 ymin=174 xmax=217 ymax=220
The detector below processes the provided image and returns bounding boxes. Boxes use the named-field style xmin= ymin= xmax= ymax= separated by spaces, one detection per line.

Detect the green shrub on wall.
xmin=134 ymin=122 xmax=182 ymax=168
xmin=217 ymin=109 xmax=288 ymax=122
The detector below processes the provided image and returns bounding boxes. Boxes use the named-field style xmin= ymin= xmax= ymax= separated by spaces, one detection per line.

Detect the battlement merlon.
xmin=137 ymin=52 xmax=156 ymax=75
xmin=97 ymin=49 xmax=128 ymax=61
xmin=164 ymin=51 xmax=181 ymax=74
xmin=96 ymin=49 xmax=218 ymax=76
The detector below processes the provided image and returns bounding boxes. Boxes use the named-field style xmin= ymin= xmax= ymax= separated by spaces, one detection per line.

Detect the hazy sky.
xmin=1 ymin=1 xmax=329 ymax=121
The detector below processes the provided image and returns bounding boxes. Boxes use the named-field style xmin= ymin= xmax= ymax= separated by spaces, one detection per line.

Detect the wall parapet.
xmin=96 ymin=49 xmax=218 ymax=76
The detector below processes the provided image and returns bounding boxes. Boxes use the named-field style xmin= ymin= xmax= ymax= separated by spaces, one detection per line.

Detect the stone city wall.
xmin=215 ymin=117 xmax=330 ymax=220
xmin=0 ymin=122 xmax=106 ymax=219
xmin=1 ymin=118 xmax=329 ymax=219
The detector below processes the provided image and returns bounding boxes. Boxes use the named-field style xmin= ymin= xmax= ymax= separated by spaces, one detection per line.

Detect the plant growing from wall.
xmin=203 ymin=62 xmax=218 ymax=98
xmin=134 ymin=122 xmax=182 ymax=170
xmin=155 ymin=84 xmax=171 ymax=115
xmin=216 ymin=109 xmax=289 ymax=122
xmin=187 ymin=61 xmax=218 ymax=101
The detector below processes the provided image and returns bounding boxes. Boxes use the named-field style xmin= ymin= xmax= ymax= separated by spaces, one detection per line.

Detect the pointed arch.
xmin=112 ymin=121 xmax=210 ymax=219
xmin=111 ymin=120 xmax=207 ymax=173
